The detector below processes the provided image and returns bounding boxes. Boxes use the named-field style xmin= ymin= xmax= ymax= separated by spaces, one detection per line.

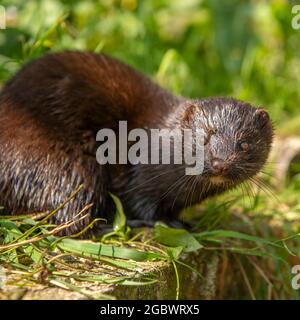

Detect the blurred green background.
xmin=0 ymin=0 xmax=300 ymax=128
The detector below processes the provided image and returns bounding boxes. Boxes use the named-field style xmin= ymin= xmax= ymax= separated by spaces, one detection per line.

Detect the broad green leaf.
xmin=154 ymin=224 xmax=203 ymax=252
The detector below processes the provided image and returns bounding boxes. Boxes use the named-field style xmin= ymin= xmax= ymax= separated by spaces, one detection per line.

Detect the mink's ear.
xmin=254 ymin=108 xmax=270 ymax=128
xmin=182 ymin=103 xmax=197 ymax=124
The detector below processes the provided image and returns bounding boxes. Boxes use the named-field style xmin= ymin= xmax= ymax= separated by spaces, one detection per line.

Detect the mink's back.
xmin=0 ymin=51 xmax=178 ymax=136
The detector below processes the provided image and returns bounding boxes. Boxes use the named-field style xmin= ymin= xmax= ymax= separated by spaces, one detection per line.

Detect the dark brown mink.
xmin=0 ymin=51 xmax=273 ymax=235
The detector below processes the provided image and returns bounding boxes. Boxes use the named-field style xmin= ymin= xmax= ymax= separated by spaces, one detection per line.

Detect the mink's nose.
xmin=211 ymin=158 xmax=228 ymax=175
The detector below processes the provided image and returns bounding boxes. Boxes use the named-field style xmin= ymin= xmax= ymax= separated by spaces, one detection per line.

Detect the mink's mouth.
xmin=210 ymin=175 xmax=227 ymax=185
xmin=209 ymin=172 xmax=243 ymax=186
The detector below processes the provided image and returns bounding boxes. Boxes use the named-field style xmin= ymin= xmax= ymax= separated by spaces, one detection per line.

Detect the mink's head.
xmin=182 ymin=97 xmax=274 ymax=186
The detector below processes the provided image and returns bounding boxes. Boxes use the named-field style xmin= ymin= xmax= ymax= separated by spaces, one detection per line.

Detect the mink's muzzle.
xmin=211 ymin=158 xmax=230 ymax=176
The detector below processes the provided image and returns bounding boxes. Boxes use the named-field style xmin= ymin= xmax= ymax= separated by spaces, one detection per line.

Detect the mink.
xmin=0 ymin=51 xmax=273 ymax=235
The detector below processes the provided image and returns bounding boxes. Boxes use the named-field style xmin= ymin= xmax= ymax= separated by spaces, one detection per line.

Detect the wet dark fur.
xmin=0 ymin=51 xmax=273 ymax=235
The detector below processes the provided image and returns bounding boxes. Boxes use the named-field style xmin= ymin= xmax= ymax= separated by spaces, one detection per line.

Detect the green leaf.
xmin=0 ymin=219 xmax=23 ymax=244
xmin=23 ymin=245 xmax=43 ymax=264
xmin=55 ymin=237 xmax=163 ymax=262
xmin=109 ymin=192 xmax=127 ymax=233
xmin=154 ymin=224 xmax=203 ymax=253
xmin=165 ymin=246 xmax=184 ymax=260
xmin=193 ymin=230 xmax=283 ymax=248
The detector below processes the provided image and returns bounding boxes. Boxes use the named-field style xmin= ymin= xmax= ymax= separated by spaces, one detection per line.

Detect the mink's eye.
xmin=237 ymin=141 xmax=251 ymax=152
